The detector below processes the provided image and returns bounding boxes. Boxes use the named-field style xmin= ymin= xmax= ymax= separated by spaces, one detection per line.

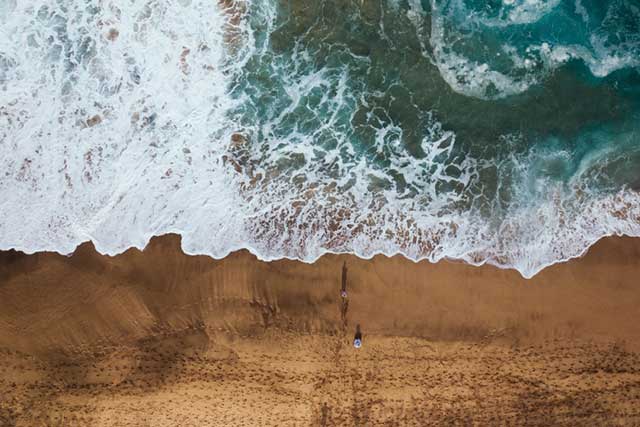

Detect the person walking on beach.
xmin=353 ymin=324 xmax=362 ymax=349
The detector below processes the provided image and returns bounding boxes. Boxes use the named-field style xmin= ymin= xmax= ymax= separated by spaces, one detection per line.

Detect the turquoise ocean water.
xmin=224 ymin=0 xmax=640 ymax=276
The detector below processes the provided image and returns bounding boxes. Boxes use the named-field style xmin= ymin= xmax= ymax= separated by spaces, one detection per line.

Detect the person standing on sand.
xmin=353 ymin=324 xmax=362 ymax=349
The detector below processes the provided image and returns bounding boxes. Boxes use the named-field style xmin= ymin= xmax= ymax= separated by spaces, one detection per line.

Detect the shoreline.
xmin=1 ymin=228 xmax=637 ymax=280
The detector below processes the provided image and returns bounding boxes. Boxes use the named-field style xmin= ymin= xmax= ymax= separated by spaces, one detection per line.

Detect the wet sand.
xmin=1 ymin=234 xmax=640 ymax=426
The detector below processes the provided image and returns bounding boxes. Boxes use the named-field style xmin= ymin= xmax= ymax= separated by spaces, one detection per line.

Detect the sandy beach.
xmin=1 ymin=234 xmax=640 ymax=426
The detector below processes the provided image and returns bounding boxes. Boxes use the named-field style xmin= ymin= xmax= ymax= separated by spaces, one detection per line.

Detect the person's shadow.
xmin=340 ymin=262 xmax=349 ymax=330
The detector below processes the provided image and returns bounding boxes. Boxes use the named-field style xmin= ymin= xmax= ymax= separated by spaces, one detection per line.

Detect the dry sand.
xmin=0 ymin=234 xmax=640 ymax=426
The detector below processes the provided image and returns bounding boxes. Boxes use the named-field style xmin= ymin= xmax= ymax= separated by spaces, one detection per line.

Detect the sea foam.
xmin=1 ymin=0 xmax=640 ymax=279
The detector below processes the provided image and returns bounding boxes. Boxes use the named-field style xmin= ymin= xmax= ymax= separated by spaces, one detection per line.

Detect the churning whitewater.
xmin=1 ymin=0 xmax=640 ymax=277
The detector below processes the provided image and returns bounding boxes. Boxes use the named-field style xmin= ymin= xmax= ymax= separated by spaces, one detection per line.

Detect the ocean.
xmin=1 ymin=0 xmax=639 ymax=277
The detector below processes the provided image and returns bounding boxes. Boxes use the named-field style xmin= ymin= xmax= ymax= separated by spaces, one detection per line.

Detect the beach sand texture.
xmin=1 ymin=234 xmax=640 ymax=426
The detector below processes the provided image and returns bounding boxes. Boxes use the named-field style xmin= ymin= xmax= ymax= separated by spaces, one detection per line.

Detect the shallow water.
xmin=1 ymin=0 xmax=639 ymax=277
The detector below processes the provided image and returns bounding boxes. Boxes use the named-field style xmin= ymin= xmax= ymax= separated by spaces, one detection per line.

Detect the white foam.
xmin=428 ymin=4 xmax=541 ymax=100
xmin=0 ymin=0 xmax=243 ymax=255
